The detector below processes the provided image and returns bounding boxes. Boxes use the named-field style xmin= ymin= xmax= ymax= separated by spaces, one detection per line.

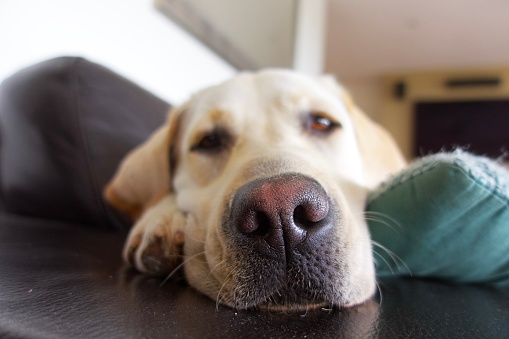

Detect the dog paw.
xmin=123 ymin=195 xmax=187 ymax=276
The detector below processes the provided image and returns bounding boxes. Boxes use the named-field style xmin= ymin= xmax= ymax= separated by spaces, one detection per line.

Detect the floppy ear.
xmin=104 ymin=110 xmax=181 ymax=220
xmin=346 ymin=101 xmax=407 ymax=188
xmin=318 ymin=76 xmax=407 ymax=188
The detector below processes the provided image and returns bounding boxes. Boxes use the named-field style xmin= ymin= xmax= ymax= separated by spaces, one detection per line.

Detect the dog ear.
xmin=318 ymin=76 xmax=406 ymax=188
xmin=104 ymin=110 xmax=181 ymax=220
xmin=346 ymin=101 xmax=406 ymax=188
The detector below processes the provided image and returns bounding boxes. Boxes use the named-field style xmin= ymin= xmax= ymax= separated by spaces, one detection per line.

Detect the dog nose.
xmin=230 ymin=173 xmax=333 ymax=255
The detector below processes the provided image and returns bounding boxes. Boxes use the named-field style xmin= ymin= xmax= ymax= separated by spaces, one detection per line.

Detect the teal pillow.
xmin=367 ymin=150 xmax=509 ymax=287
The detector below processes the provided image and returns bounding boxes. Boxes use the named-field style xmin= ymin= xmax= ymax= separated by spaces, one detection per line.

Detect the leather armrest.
xmin=0 ymin=57 xmax=170 ymax=230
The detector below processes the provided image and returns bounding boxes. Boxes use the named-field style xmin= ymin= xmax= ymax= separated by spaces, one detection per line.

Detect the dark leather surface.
xmin=0 ymin=212 xmax=508 ymax=339
xmin=0 ymin=57 xmax=169 ymax=230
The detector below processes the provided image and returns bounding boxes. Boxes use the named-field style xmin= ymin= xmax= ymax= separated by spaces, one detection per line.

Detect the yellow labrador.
xmin=105 ymin=70 xmax=406 ymax=311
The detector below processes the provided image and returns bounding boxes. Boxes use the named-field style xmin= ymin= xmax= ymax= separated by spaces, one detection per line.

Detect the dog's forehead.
xmin=188 ymin=70 xmax=343 ymax=117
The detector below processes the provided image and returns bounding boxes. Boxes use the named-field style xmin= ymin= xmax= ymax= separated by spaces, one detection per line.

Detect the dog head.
xmin=105 ymin=70 xmax=405 ymax=311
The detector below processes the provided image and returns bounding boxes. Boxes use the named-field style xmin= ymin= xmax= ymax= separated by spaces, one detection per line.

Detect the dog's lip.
xmin=229 ymin=280 xmax=336 ymax=311
xmin=256 ymin=298 xmax=331 ymax=312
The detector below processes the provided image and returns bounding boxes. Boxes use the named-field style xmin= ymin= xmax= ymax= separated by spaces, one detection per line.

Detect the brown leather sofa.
xmin=1 ymin=57 xmax=508 ymax=338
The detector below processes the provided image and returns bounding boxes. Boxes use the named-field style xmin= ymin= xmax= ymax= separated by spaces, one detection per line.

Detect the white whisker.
xmin=363 ymin=211 xmax=403 ymax=234
xmin=372 ymin=241 xmax=412 ymax=276
xmin=159 ymin=251 xmax=205 ymax=287
xmin=375 ymin=280 xmax=383 ymax=306
xmin=216 ymin=269 xmax=236 ymax=311
xmin=372 ymin=250 xmax=395 ymax=274
xmin=206 ymin=259 xmax=227 ymax=281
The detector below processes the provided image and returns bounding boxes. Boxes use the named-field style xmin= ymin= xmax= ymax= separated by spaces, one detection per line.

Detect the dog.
xmin=104 ymin=70 xmax=406 ymax=311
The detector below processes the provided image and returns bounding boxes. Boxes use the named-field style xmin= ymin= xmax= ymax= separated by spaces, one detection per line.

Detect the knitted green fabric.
xmin=367 ymin=151 xmax=509 ymax=287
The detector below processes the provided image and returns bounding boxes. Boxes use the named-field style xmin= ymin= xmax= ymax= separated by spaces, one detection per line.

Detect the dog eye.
xmin=191 ymin=130 xmax=229 ymax=153
xmin=304 ymin=112 xmax=341 ymax=135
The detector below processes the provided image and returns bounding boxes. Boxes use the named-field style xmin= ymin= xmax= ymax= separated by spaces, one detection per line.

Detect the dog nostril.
xmin=293 ymin=201 xmax=329 ymax=230
xmin=237 ymin=211 xmax=271 ymax=237
xmin=293 ymin=205 xmax=312 ymax=229
xmin=254 ymin=212 xmax=271 ymax=237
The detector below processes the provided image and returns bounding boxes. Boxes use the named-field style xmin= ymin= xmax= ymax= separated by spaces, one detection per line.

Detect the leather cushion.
xmin=0 ymin=57 xmax=170 ymax=230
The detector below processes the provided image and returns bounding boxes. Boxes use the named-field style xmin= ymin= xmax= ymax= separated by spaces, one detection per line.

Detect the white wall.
xmin=0 ymin=0 xmax=236 ymax=104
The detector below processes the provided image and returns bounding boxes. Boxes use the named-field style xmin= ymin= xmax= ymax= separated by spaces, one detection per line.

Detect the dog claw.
xmin=141 ymin=256 xmax=163 ymax=274
xmin=124 ymin=231 xmax=183 ymax=276
xmin=126 ymin=246 xmax=136 ymax=267
xmin=121 ymin=195 xmax=187 ymax=277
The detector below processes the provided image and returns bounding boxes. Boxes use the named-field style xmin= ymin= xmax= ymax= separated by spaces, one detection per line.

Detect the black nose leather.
xmin=230 ymin=173 xmax=333 ymax=254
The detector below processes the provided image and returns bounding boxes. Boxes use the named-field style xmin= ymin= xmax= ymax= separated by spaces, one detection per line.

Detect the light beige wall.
xmin=341 ymin=76 xmax=384 ymax=121
xmin=379 ymin=67 xmax=509 ymax=160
